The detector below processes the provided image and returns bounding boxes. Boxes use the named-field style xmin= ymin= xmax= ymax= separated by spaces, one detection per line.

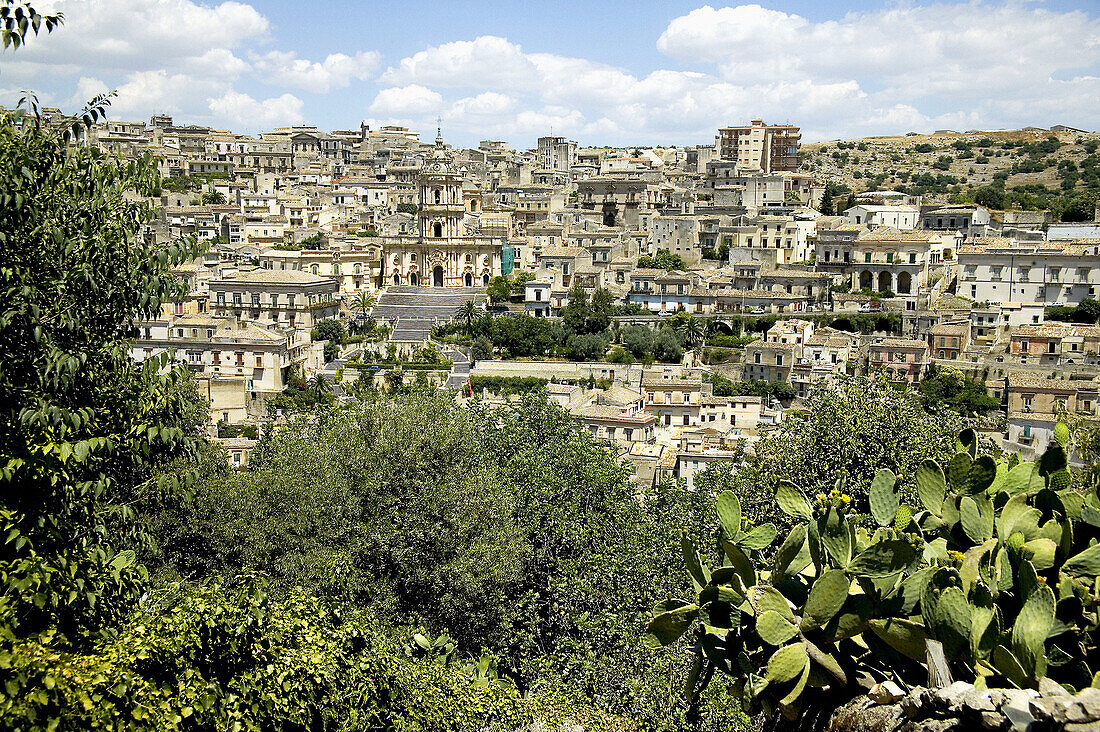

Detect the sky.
xmin=3 ymin=0 xmax=1099 ymax=149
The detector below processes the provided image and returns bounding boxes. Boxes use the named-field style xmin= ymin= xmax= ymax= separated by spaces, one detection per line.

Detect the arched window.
xmin=465 ymin=253 xmax=472 ymax=263
xmin=333 ymin=264 xmax=340 ymax=275
xmin=353 ymin=264 xmax=361 ymax=275
xmin=433 ymin=222 xmax=443 ymax=238
xmin=310 ymin=264 xmax=319 ymax=275
xmin=434 ymin=189 xmax=442 ymax=204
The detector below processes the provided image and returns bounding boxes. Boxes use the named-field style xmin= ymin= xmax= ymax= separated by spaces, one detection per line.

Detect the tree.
xmin=312 ymin=318 xmax=345 ymax=345
xmin=486 ymin=276 xmax=513 ymax=304
xmin=727 ymin=375 xmax=963 ymax=525
xmin=301 ymin=232 xmax=326 ymax=249
xmin=919 ymin=363 xmax=1000 ymax=416
xmin=652 ymin=328 xmax=683 ymax=363
xmin=455 ymin=300 xmax=482 ymax=335
xmin=323 ymin=341 xmax=340 ymax=363
xmin=0 ymin=70 xmax=206 ymax=645
xmin=621 ymin=325 xmax=654 ymax=360
xmin=201 ymin=190 xmax=226 ymax=205
xmin=568 ymin=333 xmax=609 ymax=361
xmin=676 ymin=316 xmax=705 ymax=350
xmin=819 ymin=185 xmax=834 ymax=215
xmin=560 ymin=286 xmax=590 ymax=334
xmin=471 ymin=335 xmax=493 ymax=361
xmin=637 ymin=249 xmax=686 ymax=271
xmin=587 ymin=288 xmax=613 ymax=333
xmin=351 ymin=290 xmax=377 ymax=320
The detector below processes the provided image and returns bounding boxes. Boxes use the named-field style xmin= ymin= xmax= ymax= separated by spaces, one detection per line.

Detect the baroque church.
xmin=380 ymin=129 xmax=504 ymax=288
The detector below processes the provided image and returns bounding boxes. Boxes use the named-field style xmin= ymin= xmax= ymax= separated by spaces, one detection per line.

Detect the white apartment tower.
xmin=537 ymin=135 xmax=578 ymax=172
xmin=716 ymin=120 xmax=801 ymax=173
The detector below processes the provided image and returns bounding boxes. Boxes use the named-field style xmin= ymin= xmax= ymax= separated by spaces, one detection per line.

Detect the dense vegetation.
xmin=649 ymin=428 xmax=1099 ymax=724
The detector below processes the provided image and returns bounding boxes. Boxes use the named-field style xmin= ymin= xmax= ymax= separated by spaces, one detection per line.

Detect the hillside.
xmin=801 ymin=127 xmax=1100 ymax=219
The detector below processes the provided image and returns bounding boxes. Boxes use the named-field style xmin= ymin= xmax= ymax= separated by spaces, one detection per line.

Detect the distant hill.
xmin=801 ymin=127 xmax=1099 ymax=220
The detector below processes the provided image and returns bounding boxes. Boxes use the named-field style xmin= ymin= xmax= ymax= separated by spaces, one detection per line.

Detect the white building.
xmin=957 ymin=239 xmax=1100 ymax=306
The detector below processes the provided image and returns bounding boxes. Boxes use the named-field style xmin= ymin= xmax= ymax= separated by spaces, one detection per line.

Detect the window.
xmin=1050 ymin=268 xmax=1060 ymax=282
xmin=251 ymin=294 xmax=260 ymax=307
xmin=233 ymin=293 xmax=242 ymax=306
xmin=271 ymin=294 xmax=278 ymax=307
xmin=865 ymin=252 xmax=872 ymax=263
xmin=910 ymin=252 xmax=917 ymax=263
xmin=255 ymin=355 xmax=263 ymax=367
xmin=287 ymin=295 xmax=295 ymax=308
xmin=754 ymin=353 xmax=761 ymax=364
xmin=217 ymin=292 xmax=225 ymax=305
xmin=311 ymin=264 xmax=319 ymax=275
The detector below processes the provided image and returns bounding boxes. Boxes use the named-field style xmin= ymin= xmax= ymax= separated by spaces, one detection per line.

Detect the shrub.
xmin=647 ymin=428 xmax=1095 ymax=724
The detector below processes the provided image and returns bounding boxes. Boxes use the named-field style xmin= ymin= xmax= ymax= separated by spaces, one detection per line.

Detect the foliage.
xmin=709 ymin=375 xmax=797 ymax=402
xmin=216 ymin=422 xmax=259 ymax=440
xmin=653 ymin=328 xmax=683 ymax=363
xmin=486 ymin=275 xmax=513 ymax=304
xmin=710 ymin=376 xmax=963 ymax=528
xmin=1046 ymin=299 xmax=1100 ymax=325
xmin=621 ymin=325 xmax=656 ymax=360
xmin=638 ymin=249 xmax=687 ymax=271
xmin=569 ymin=333 xmax=610 ymax=361
xmin=311 ymin=317 xmax=346 ymax=345
xmin=471 ymin=335 xmax=493 ymax=361
xmin=396 ymin=203 xmax=418 ymax=214
xmin=0 ymin=86 xmax=207 ymax=648
xmin=648 ymin=428 xmax=1099 ymax=725
xmin=920 ymin=364 xmax=1001 ymax=416
xmin=150 ymin=392 xmax=744 ymax=729
xmin=300 ymin=232 xmax=326 ymax=249
xmin=200 ymin=191 xmax=226 ymax=205
xmin=1 ymin=575 xmax=634 ymax=732
xmin=561 ymin=286 xmax=614 ymax=335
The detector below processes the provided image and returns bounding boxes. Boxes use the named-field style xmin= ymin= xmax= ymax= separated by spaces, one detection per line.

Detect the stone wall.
xmin=823 ymin=681 xmax=1100 ymax=732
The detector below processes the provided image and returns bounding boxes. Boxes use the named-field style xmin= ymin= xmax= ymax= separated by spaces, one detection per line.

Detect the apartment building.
xmin=209 ymin=268 xmax=340 ymax=330
xmin=1009 ymin=323 xmax=1100 ymax=366
xmin=642 ymin=369 xmax=704 ymax=427
xmin=866 ymin=337 xmax=928 ymax=384
xmin=536 ymin=136 xmax=578 ymax=172
xmin=716 ymin=120 xmax=801 ymax=173
xmin=957 ymin=239 xmax=1100 ymax=306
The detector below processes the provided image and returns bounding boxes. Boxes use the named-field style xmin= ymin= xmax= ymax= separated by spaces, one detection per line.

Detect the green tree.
xmin=919 ymin=363 xmax=1000 ymax=416
xmin=201 ymin=190 xmax=226 ymax=205
xmin=456 ymin=299 xmax=482 ymax=335
xmin=719 ymin=375 xmax=963 ymax=525
xmin=0 ymin=81 xmax=206 ymax=644
xmin=471 ymin=335 xmax=493 ymax=361
xmin=621 ymin=325 xmax=655 ymax=360
xmin=638 ymin=249 xmax=686 ymax=271
xmin=486 ymin=276 xmax=513 ymax=304
xmin=653 ymin=328 xmax=683 ymax=363
xmin=676 ymin=316 xmax=705 ymax=350
xmin=568 ymin=333 xmax=609 ymax=361
xmin=561 ymin=285 xmax=590 ymax=334
xmin=312 ymin=317 xmax=345 ymax=345
xmin=351 ymin=290 xmax=377 ymax=320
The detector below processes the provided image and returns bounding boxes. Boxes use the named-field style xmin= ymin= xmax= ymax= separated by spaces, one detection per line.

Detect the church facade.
xmin=379 ymin=130 xmax=505 ymax=288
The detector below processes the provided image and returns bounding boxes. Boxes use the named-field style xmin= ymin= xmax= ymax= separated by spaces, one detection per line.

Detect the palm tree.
xmin=352 ymin=290 xmax=377 ymax=320
xmin=310 ymin=373 xmax=331 ymax=402
xmin=456 ymin=300 xmax=481 ymax=336
xmin=678 ymin=316 xmax=705 ymax=350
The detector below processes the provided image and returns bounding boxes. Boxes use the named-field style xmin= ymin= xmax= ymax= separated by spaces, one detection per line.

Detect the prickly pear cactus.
xmin=645 ymin=423 xmax=1100 ymax=724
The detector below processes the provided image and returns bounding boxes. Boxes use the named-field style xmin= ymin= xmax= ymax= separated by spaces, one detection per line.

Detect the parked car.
xmin=750 ymin=307 xmax=767 ymax=315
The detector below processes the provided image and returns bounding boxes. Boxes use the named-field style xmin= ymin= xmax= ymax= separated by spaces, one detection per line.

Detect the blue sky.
xmin=5 ymin=1 xmax=1099 ymax=148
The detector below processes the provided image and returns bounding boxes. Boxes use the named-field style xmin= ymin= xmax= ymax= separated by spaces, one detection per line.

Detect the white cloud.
xmin=25 ymin=0 xmax=266 ymax=74
xmin=380 ymin=36 xmax=537 ymax=89
xmin=369 ymin=85 xmax=444 ymax=116
xmin=252 ymin=50 xmax=381 ymax=93
xmin=208 ymin=90 xmax=305 ymax=128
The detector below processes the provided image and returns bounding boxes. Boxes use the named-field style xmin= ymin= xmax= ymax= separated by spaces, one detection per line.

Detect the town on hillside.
xmin=57 ymin=109 xmax=1100 ymax=478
